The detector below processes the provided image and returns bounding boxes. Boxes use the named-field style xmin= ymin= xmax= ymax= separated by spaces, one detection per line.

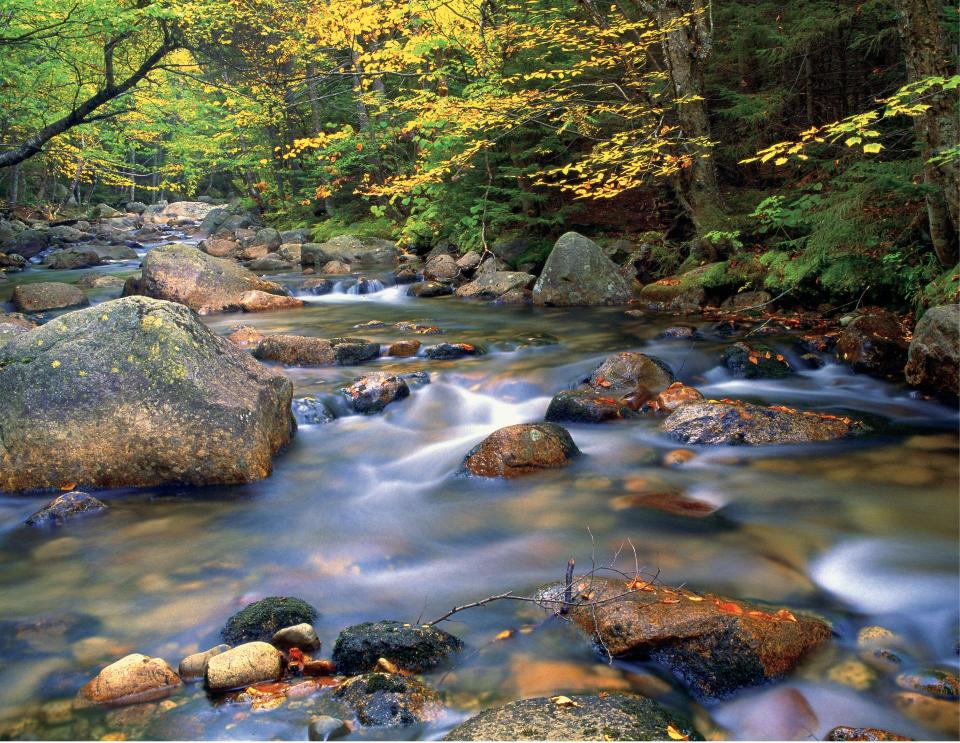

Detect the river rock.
xmin=292 ymin=397 xmax=335 ymax=425
xmin=332 ymin=673 xmax=443 ymax=727
xmin=76 ymin=273 xmax=125 ymax=289
xmin=272 ymin=623 xmax=321 ymax=651
xmin=201 ymin=238 xmax=240 ymax=258
xmin=638 ymin=268 xmax=710 ymax=312
xmin=540 ymin=577 xmax=831 ymax=700
xmin=222 ymin=596 xmax=318 ymax=644
xmin=388 ymin=340 xmax=420 ymax=357
xmin=239 ymin=244 xmax=270 ymax=261
xmin=532 ymin=232 xmax=632 ymax=306
xmin=79 ymin=653 xmax=181 ymax=706
xmin=246 ymin=227 xmax=280 ymax=250
xmin=178 ymin=644 xmax=230 ymax=681
xmin=226 ymin=324 xmax=265 ymax=347
xmin=277 ymin=243 xmax=303 ymax=263
xmin=825 ymin=726 xmax=912 ymax=741
xmin=0 ymin=297 xmax=294 ymax=492
xmin=343 ymin=373 xmax=410 ymax=414
xmin=24 ymin=491 xmax=107 ymax=527
xmin=205 ymin=642 xmax=282 ymax=691
xmin=322 ymin=260 xmax=351 ymax=275
xmin=136 ymin=243 xmax=286 ymax=314
xmin=302 ymin=278 xmax=334 ymax=295
xmin=301 ymin=236 xmax=398 ymax=266
xmin=545 ymin=389 xmax=635 ymax=424
xmin=904 ymin=304 xmax=959 ymax=399
xmin=586 ymin=351 xmax=675 ymax=394
xmin=423 ymin=342 xmax=483 ymax=360
xmin=90 ymin=203 xmax=124 ymax=220
xmin=12 ymin=282 xmax=89 ymax=312
xmin=0 ymin=252 xmax=27 ymax=270
xmin=892 ymin=692 xmax=959 ymax=736
xmin=160 ymin=201 xmax=218 ymax=222
xmin=662 ymin=400 xmax=860 ymax=445
xmin=9 ymin=228 xmax=49 ymax=258
xmin=409 ymin=281 xmax=454 ymax=298
xmin=43 ymin=248 xmax=102 ymax=270
xmin=308 ymin=716 xmax=351 ymax=741
xmin=456 ymin=251 xmax=482 ymax=273
xmin=836 ymin=310 xmax=908 ymax=380
xmin=424 ymin=253 xmax=459 ymax=280
xmin=247 ymin=256 xmax=294 ymax=272
xmin=721 ymin=290 xmax=772 ymax=311
xmin=88 ymin=244 xmax=138 ymax=261
xmin=331 ymin=621 xmax=463 ymax=675
xmin=254 ymin=335 xmax=379 ymax=366
xmin=652 ymin=382 xmax=705 ymax=413
xmin=461 ymin=423 xmax=580 ymax=478
xmin=456 ymin=271 xmax=535 ymax=300
xmin=445 ymin=693 xmax=701 ymax=741
xmin=723 ymin=342 xmax=793 ymax=378
xmin=238 ymin=290 xmax=304 ymax=312
xmin=896 ymin=668 xmax=959 ymax=699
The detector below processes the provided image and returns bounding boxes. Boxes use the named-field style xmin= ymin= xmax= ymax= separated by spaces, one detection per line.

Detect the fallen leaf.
xmin=716 ymin=600 xmax=743 ymax=615
xmin=60 ymin=482 xmax=77 ymax=491
xmin=376 ymin=657 xmax=402 ymax=674
xmin=493 ymin=629 xmax=513 ymax=641
xmin=776 ymin=609 xmax=798 ymax=622
xmin=551 ymin=695 xmax=578 ymax=707
xmin=666 ymin=724 xmax=690 ymax=740
xmin=626 ymin=577 xmax=656 ymax=592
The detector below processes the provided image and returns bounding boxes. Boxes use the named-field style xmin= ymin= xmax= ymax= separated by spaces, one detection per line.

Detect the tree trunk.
xmin=894 ymin=0 xmax=958 ymax=266
xmin=8 ymin=162 xmax=20 ymax=205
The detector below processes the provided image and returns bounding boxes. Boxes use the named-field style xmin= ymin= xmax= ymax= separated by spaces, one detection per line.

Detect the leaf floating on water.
xmin=60 ymin=482 xmax=77 ymax=491
xmin=493 ymin=629 xmax=513 ymax=641
xmin=666 ymin=725 xmax=690 ymax=740
xmin=776 ymin=609 xmax=798 ymax=622
xmin=551 ymin=695 xmax=578 ymax=707
xmin=716 ymin=600 xmax=743 ymax=615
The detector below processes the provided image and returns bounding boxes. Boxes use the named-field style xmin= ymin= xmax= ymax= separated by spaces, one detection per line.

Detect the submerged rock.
xmin=76 ymin=273 xmax=126 ymax=289
xmin=226 ymin=324 xmax=266 ymax=348
xmin=836 ymin=310 xmax=908 ymax=380
xmin=388 ymin=340 xmax=421 ymax=357
xmin=0 ymin=297 xmax=294 ymax=492
xmin=79 ymin=653 xmax=181 ymax=706
xmin=825 ymin=726 xmax=912 ymax=741
xmin=254 ymin=335 xmax=379 ymax=366
xmin=723 ymin=342 xmax=793 ymax=379
xmin=292 ymin=397 xmax=336 ymax=424
xmin=205 ymin=642 xmax=282 ymax=691
xmin=661 ymin=400 xmax=860 ymax=445
xmin=545 ymin=389 xmax=635 ymax=424
xmin=237 ymin=290 xmax=304 ymax=312
xmin=342 ymin=373 xmax=411 ymax=414
xmin=445 ymin=693 xmax=701 ymax=741
xmin=332 ymin=672 xmax=443 ymax=727
xmin=308 ymin=716 xmax=351 ymax=741
xmin=24 ymin=492 xmax=107 ymax=527
xmin=585 ymin=352 xmax=675 ymax=394
xmin=222 ymin=596 xmax=318 ymax=645
xmin=895 ymin=668 xmax=959 ymax=699
xmin=12 ymin=281 xmax=89 ymax=313
xmin=461 ymin=423 xmax=580 ymax=478
xmin=532 ymin=232 xmax=632 ymax=306
xmin=137 ymin=243 xmax=286 ymax=314
xmin=904 ymin=304 xmax=959 ymax=399
xmin=331 ymin=620 xmax=463 ymax=675
xmin=541 ymin=577 xmax=831 ymax=700
xmin=423 ymin=342 xmax=484 ymax=360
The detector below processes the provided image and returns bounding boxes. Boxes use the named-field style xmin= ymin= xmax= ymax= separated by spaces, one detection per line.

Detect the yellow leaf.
xmin=773 ymin=157 xmax=789 ymax=166
xmin=863 ymin=143 xmax=883 ymax=154
xmin=551 ymin=695 xmax=578 ymax=707
xmin=493 ymin=629 xmax=513 ymax=641
xmin=666 ymin=725 xmax=690 ymax=740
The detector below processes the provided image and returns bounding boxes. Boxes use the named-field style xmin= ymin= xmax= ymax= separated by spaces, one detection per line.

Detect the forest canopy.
xmin=1 ymin=0 xmax=957 ymax=309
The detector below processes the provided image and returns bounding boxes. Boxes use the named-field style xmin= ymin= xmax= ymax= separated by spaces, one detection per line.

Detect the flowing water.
xmin=0 ymin=240 xmax=957 ymax=740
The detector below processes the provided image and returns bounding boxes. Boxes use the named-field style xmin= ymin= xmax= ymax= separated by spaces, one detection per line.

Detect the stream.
xmin=0 ymin=235 xmax=957 ymax=740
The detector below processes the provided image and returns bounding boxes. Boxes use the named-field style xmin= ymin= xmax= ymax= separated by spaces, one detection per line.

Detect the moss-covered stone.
xmin=333 ymin=672 xmax=443 ymax=727
xmin=723 ymin=342 xmax=793 ymax=379
xmin=444 ymin=693 xmax=701 ymax=741
xmin=331 ymin=620 xmax=463 ymax=675
xmin=222 ymin=596 xmax=318 ymax=645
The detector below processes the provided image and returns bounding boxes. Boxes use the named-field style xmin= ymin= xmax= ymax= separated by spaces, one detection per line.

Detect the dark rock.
xmin=904 ymin=304 xmax=959 ymax=399
xmin=661 ymin=400 xmax=861 ymax=445
xmin=585 ymin=352 xmax=674 ymax=394
xmin=247 ymin=256 xmax=294 ymax=272
xmin=0 ymin=297 xmax=294 ymax=492
xmin=532 ymin=232 xmax=632 ymax=306
xmin=88 ymin=244 xmax=138 ymax=261
xmin=825 ymin=726 xmax=912 ymax=741
xmin=423 ymin=342 xmax=484 ymax=360
xmin=545 ymin=389 xmax=634 ymax=424
xmin=139 ymin=243 xmax=286 ymax=314
xmin=723 ymin=342 xmax=793 ymax=378
xmin=254 ymin=335 xmax=379 ymax=366
xmin=302 ymin=278 xmax=334 ymax=295
xmin=541 ymin=577 xmax=831 ymax=700
xmin=12 ymin=282 xmax=89 ymax=313
xmin=0 ymin=252 xmax=27 ymax=271
xmin=445 ymin=693 xmax=701 ymax=741
xmin=393 ymin=268 xmax=418 ymax=284
xmin=292 ymin=397 xmax=336 ymax=425
xmin=332 ymin=673 xmax=443 ymax=727
xmin=638 ymin=266 xmax=715 ymax=312
xmin=248 ymin=228 xmax=281 ymax=250
xmin=456 ymin=251 xmax=482 ymax=273
xmin=423 ymin=253 xmax=459 ymax=280
xmin=24 ymin=491 xmax=107 ymax=527
xmin=199 ymin=208 xmax=230 ymax=235
xmin=11 ymin=228 xmax=51 ymax=258
xmin=222 ymin=596 xmax=318 ymax=645
xmin=461 ymin=423 xmax=580 ymax=478
xmin=836 ymin=310 xmax=908 ymax=380
xmin=721 ymin=290 xmax=772 ymax=311
xmin=331 ymin=620 xmax=463 ymax=675
xmin=409 ymin=281 xmax=454 ymax=298
xmin=342 ymin=373 xmax=411 ymax=414
xmin=126 ymin=202 xmax=148 ymax=215
xmin=43 ymin=248 xmax=102 ymax=270
xmin=657 ymin=326 xmax=702 ymax=341
xmin=456 ymin=271 xmax=535 ymax=300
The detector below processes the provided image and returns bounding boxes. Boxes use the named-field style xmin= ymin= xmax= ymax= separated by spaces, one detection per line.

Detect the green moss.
xmin=363 ymin=674 xmax=407 ymax=694
xmin=221 ymin=596 xmax=318 ymax=645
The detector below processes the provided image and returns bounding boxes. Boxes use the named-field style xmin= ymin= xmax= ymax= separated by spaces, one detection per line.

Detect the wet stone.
xmin=424 ymin=342 xmax=484 ymax=360
xmin=723 ymin=342 xmax=793 ymax=378
xmin=388 ymin=339 xmax=421 ymax=357
xmin=825 ymin=726 xmax=912 ymax=741
xmin=445 ymin=692 xmax=701 ymax=741
xmin=24 ymin=491 xmax=107 ymax=527
xmin=79 ymin=653 xmax=181 ymax=706
xmin=657 ymin=326 xmax=702 ymax=341
xmin=342 ymin=373 xmax=411 ymax=414
xmin=545 ymin=388 xmax=635 ymax=424
xmin=272 ymin=623 xmax=321 ymax=651
xmin=896 ymin=668 xmax=959 ymax=699
xmin=332 ymin=672 xmax=444 ymax=727
xmin=308 ymin=716 xmax=351 ymax=741
xmin=293 ymin=397 xmax=336 ymax=425
xmin=205 ymin=641 xmax=282 ymax=692
xmin=461 ymin=423 xmax=581 ymax=478
xmin=178 ymin=644 xmax=230 ymax=681
xmin=331 ymin=620 xmax=463 ymax=675
xmin=222 ymin=596 xmax=319 ymax=645
xmin=409 ymin=281 xmax=453 ymax=298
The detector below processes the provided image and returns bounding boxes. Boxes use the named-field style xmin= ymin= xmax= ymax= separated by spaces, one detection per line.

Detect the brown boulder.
xmin=586 ymin=352 xmax=675 ymax=394
xmin=254 ymin=335 xmax=379 ymax=367
xmin=200 ymin=238 xmax=239 ymax=258
xmin=388 ymin=340 xmax=421 ymax=357
xmin=322 ymin=260 xmax=351 ymax=275
xmin=12 ymin=282 xmax=89 ymax=313
xmin=461 ymin=423 xmax=580 ymax=478
xmin=904 ymin=304 xmax=959 ymax=399
xmin=226 ymin=325 xmax=266 ymax=348
xmin=238 ymin=291 xmax=305 ymax=313
xmin=542 ymin=577 xmax=831 ymax=699
xmin=79 ymin=654 xmax=181 ymax=706
xmin=836 ymin=310 xmax=908 ymax=380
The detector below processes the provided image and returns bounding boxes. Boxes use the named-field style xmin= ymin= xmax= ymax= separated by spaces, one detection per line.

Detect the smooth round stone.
xmin=308 ymin=716 xmax=350 ymax=741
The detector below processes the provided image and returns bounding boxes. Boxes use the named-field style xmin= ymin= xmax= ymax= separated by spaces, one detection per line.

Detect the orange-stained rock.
xmin=388 ymin=340 xmax=421 ymax=357
xmin=238 ymin=291 xmax=304 ymax=313
xmin=461 ymin=423 xmax=580 ymax=478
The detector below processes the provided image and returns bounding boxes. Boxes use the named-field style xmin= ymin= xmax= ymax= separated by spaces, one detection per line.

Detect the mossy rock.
xmin=723 ymin=342 xmax=793 ymax=379
xmin=331 ymin=620 xmax=463 ymax=675
xmin=444 ymin=693 xmax=701 ymax=741
xmin=222 ymin=597 xmax=318 ymax=645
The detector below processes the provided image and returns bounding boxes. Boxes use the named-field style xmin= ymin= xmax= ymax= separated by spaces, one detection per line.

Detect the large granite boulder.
xmin=904 ymin=304 xmax=959 ymax=400
xmin=532 ymin=232 xmax=632 ymax=306
xmin=136 ymin=243 xmax=286 ymax=314
xmin=301 ymin=235 xmax=398 ymax=266
xmin=456 ymin=271 xmax=535 ymax=300
xmin=43 ymin=248 xmax=102 ymax=270
xmin=445 ymin=693 xmax=701 ymax=741
xmin=540 ymin=577 xmax=831 ymax=700
xmin=0 ymin=297 xmax=294 ymax=492
xmin=661 ymin=400 xmax=860 ymax=445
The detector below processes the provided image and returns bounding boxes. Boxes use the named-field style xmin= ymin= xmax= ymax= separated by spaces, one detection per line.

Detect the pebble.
xmin=271 ymin=623 xmax=321 ymax=651
xmin=307 ymin=716 xmax=350 ymax=741
xmin=827 ymin=659 xmax=877 ymax=690
xmin=178 ymin=644 xmax=230 ymax=681
xmin=896 ymin=668 xmax=960 ymax=699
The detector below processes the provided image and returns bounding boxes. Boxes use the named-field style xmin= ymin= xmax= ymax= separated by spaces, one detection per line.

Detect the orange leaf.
xmin=776 ymin=609 xmax=798 ymax=622
xmin=666 ymin=725 xmax=690 ymax=740
xmin=60 ymin=482 xmax=77 ymax=491
xmin=661 ymin=597 xmax=681 ymax=604
xmin=716 ymin=600 xmax=743 ymax=615
xmin=626 ymin=577 xmax=656 ymax=592
xmin=493 ymin=629 xmax=513 ymax=641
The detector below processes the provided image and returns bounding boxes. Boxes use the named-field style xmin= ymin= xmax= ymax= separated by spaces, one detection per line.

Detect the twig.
xmin=561 ymin=558 xmax=575 ymax=616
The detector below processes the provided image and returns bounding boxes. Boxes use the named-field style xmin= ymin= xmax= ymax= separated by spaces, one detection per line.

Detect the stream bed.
xmin=0 ymin=243 xmax=957 ymax=740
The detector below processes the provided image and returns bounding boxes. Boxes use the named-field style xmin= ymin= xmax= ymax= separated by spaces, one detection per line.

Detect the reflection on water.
xmin=0 ymin=262 xmax=957 ymax=740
